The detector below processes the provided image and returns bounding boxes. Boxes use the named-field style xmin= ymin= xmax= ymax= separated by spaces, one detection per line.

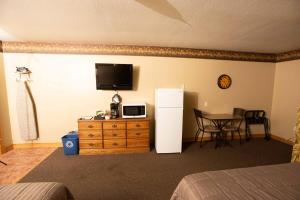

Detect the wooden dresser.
xmin=78 ymin=118 xmax=150 ymax=155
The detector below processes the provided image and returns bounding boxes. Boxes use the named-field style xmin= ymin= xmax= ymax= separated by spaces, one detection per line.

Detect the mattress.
xmin=0 ymin=182 xmax=74 ymax=200
xmin=171 ymin=163 xmax=300 ymax=200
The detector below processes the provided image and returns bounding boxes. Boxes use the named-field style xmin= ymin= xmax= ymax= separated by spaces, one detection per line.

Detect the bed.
xmin=0 ymin=182 xmax=74 ymax=200
xmin=171 ymin=163 xmax=300 ymax=200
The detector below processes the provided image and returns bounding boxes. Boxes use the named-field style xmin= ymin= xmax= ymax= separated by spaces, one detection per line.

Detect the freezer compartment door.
xmin=155 ymin=108 xmax=183 ymax=153
xmin=155 ymin=89 xmax=183 ymax=108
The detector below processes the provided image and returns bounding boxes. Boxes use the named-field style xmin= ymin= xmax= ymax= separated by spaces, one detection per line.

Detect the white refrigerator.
xmin=155 ymin=88 xmax=184 ymax=153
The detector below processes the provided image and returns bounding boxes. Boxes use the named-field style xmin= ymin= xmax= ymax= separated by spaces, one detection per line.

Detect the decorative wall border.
xmin=276 ymin=50 xmax=300 ymax=62
xmin=1 ymin=41 xmax=299 ymax=63
xmin=2 ymin=41 xmax=277 ymax=62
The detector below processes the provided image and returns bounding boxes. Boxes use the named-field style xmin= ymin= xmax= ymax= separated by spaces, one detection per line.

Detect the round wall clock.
xmin=217 ymin=74 xmax=232 ymax=89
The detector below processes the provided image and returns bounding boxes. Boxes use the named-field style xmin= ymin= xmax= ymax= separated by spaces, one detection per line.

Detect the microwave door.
xmin=126 ymin=106 xmax=139 ymax=116
xmin=123 ymin=105 xmax=146 ymax=118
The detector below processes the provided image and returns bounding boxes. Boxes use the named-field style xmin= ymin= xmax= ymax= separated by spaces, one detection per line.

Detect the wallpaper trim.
xmin=276 ymin=50 xmax=300 ymax=62
xmin=2 ymin=41 xmax=300 ymax=63
xmin=2 ymin=41 xmax=277 ymax=62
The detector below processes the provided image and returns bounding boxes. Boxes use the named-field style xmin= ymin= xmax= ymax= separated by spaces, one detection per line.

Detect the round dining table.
xmin=203 ymin=113 xmax=242 ymax=148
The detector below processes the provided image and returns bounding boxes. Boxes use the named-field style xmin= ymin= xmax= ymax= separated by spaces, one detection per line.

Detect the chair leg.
xmin=245 ymin=122 xmax=248 ymax=140
xmin=231 ymin=131 xmax=234 ymax=141
xmin=214 ymin=134 xmax=219 ymax=148
xmin=199 ymin=131 xmax=205 ymax=147
xmin=223 ymin=132 xmax=227 ymax=144
xmin=264 ymin=120 xmax=270 ymax=141
xmin=0 ymin=160 xmax=7 ymax=165
xmin=210 ymin=133 xmax=213 ymax=141
xmin=245 ymin=123 xmax=251 ymax=141
xmin=238 ymin=130 xmax=242 ymax=144
xmin=194 ymin=129 xmax=200 ymax=142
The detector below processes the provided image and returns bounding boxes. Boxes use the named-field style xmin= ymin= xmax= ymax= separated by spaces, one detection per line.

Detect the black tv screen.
xmin=95 ymin=63 xmax=133 ymax=90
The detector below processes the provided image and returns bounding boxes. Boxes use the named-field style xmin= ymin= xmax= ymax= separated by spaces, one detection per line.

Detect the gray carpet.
xmin=20 ymin=139 xmax=292 ymax=200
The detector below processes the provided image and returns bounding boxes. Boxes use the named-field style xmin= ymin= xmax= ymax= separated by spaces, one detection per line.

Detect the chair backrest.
xmin=244 ymin=110 xmax=265 ymax=119
xmin=233 ymin=108 xmax=245 ymax=117
xmin=232 ymin=108 xmax=245 ymax=128
xmin=244 ymin=110 xmax=267 ymax=125
xmin=194 ymin=108 xmax=204 ymax=130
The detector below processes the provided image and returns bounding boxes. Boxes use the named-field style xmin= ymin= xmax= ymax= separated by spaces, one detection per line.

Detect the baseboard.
xmin=11 ymin=143 xmax=62 ymax=149
xmin=4 ymin=145 xmax=14 ymax=152
xmin=183 ymin=133 xmax=265 ymax=142
xmin=185 ymin=133 xmax=294 ymax=146
xmin=2 ymin=134 xmax=293 ymax=152
xmin=1 ymin=143 xmax=62 ymax=153
xmin=270 ymin=134 xmax=294 ymax=145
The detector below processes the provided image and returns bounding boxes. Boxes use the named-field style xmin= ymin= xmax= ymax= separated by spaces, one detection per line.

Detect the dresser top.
xmin=78 ymin=117 xmax=150 ymax=122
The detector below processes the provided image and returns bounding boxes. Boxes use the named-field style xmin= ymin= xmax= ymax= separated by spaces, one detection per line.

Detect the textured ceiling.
xmin=0 ymin=0 xmax=300 ymax=53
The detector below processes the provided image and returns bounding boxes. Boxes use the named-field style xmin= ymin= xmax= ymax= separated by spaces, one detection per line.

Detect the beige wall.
xmin=0 ymin=53 xmax=13 ymax=150
xmin=2 ymin=53 xmax=275 ymax=144
xmin=271 ymin=59 xmax=300 ymax=141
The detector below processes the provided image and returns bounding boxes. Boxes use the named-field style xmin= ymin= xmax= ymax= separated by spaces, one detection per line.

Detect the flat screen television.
xmin=95 ymin=63 xmax=133 ymax=90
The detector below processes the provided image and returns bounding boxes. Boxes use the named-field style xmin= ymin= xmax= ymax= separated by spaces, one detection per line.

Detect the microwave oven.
xmin=122 ymin=103 xmax=146 ymax=118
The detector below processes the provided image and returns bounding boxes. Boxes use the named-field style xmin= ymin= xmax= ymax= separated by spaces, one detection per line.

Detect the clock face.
xmin=218 ymin=74 xmax=232 ymax=89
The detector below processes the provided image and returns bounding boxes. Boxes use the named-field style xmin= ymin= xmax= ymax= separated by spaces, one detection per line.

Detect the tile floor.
xmin=0 ymin=148 xmax=56 ymax=184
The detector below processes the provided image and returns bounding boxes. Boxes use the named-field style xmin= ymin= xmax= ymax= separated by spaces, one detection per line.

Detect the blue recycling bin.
xmin=62 ymin=131 xmax=79 ymax=155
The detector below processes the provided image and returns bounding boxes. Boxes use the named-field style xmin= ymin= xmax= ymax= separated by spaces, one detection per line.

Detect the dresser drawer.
xmin=79 ymin=140 xmax=102 ymax=149
xmin=78 ymin=121 xmax=102 ymax=130
xmin=79 ymin=130 xmax=102 ymax=139
xmin=103 ymin=130 xmax=126 ymax=139
xmin=127 ymin=121 xmax=149 ymax=129
xmin=103 ymin=122 xmax=126 ymax=130
xmin=127 ymin=138 xmax=149 ymax=148
xmin=127 ymin=129 xmax=149 ymax=139
xmin=104 ymin=139 xmax=126 ymax=148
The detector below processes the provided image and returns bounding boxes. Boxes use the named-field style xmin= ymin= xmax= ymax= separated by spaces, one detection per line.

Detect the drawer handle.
xmin=112 ymin=124 xmax=117 ymax=128
xmin=136 ymin=132 xmax=141 ymax=136
xmin=88 ymin=143 xmax=95 ymax=146
xmin=88 ymin=134 xmax=94 ymax=137
xmin=112 ymin=133 xmax=117 ymax=137
xmin=136 ymin=124 xmax=141 ymax=127
xmin=112 ymin=142 xmax=118 ymax=146
xmin=88 ymin=125 xmax=94 ymax=128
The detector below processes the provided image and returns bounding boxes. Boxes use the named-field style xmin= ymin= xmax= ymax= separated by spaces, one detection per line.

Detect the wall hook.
xmin=16 ymin=67 xmax=32 ymax=81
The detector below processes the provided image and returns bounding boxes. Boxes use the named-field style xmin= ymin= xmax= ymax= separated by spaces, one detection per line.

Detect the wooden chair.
xmin=194 ymin=109 xmax=220 ymax=147
xmin=222 ymin=108 xmax=245 ymax=144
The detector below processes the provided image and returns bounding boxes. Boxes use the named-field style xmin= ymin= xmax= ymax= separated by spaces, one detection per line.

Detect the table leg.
xmin=215 ymin=133 xmax=222 ymax=148
xmin=222 ymin=132 xmax=233 ymax=147
xmin=214 ymin=119 xmax=233 ymax=148
xmin=212 ymin=120 xmax=222 ymax=149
